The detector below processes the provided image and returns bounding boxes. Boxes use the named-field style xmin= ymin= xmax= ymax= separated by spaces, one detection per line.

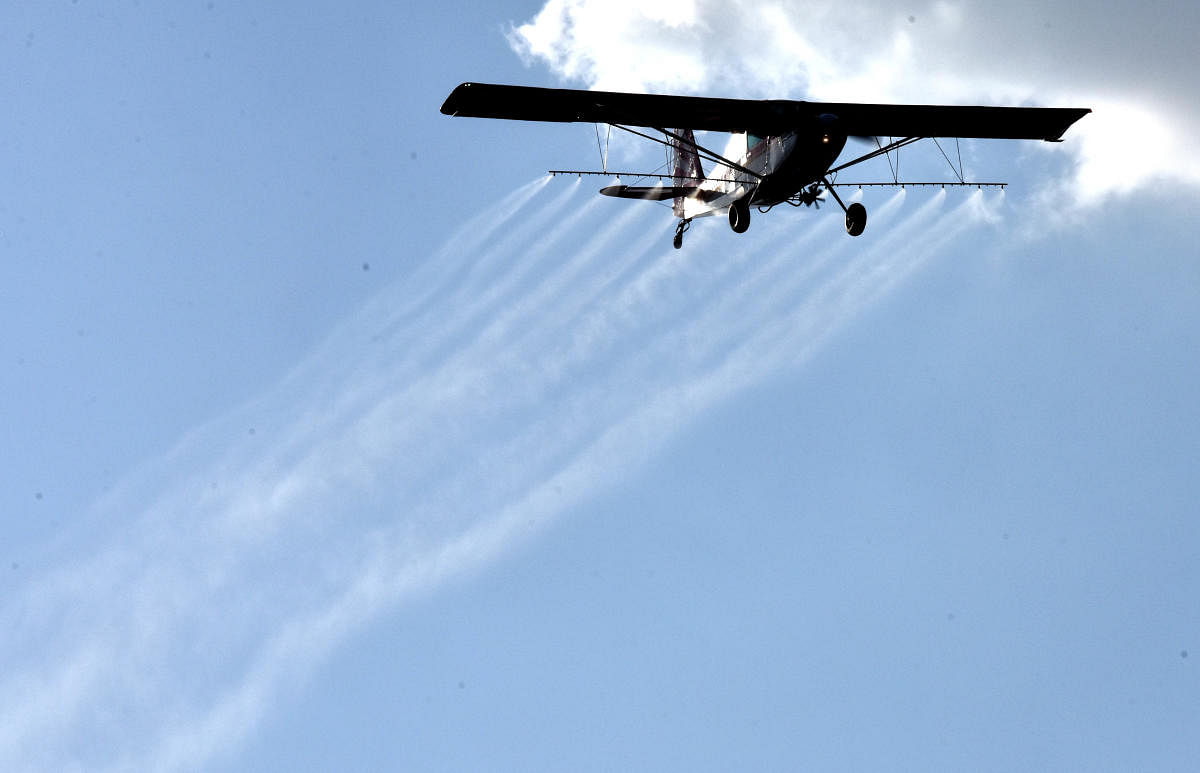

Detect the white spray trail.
xmin=0 ymin=180 xmax=1000 ymax=772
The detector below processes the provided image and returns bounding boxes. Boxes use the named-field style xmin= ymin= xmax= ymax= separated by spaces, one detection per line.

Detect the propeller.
xmin=797 ymin=182 xmax=825 ymax=208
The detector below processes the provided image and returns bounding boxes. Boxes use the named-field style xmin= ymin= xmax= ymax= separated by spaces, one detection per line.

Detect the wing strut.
xmin=595 ymin=123 xmax=613 ymax=174
xmin=829 ymin=135 xmax=999 ymax=188
xmin=828 ymin=136 xmax=924 ymax=175
xmin=931 ymin=137 xmax=965 ymax=183
xmin=608 ymin=123 xmax=765 ymax=182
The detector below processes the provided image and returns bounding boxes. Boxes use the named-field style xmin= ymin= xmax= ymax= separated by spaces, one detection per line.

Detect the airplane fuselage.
xmin=678 ymin=128 xmax=847 ymax=220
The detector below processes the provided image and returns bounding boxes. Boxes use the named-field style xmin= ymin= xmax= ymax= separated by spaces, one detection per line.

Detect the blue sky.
xmin=2 ymin=1 xmax=1198 ymax=770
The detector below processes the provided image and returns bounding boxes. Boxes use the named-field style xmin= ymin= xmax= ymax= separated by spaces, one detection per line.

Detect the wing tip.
xmin=1047 ymin=106 xmax=1092 ymax=141
xmin=440 ymin=82 xmax=480 ymax=116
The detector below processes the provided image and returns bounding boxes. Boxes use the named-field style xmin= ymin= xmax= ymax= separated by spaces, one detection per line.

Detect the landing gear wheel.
xmin=673 ymin=218 xmax=691 ymax=249
xmin=728 ymin=199 xmax=751 ymax=234
xmin=845 ymin=202 xmax=867 ymax=236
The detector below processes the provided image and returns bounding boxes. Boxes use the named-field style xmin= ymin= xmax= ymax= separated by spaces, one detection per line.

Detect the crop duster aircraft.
xmin=441 ymin=83 xmax=1089 ymax=249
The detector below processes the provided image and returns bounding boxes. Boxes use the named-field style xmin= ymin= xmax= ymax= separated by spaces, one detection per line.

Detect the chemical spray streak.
xmin=0 ymin=181 xmax=1003 ymax=771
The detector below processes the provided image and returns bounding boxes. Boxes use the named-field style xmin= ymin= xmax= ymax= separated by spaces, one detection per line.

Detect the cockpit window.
xmin=747 ymin=133 xmax=764 ymax=150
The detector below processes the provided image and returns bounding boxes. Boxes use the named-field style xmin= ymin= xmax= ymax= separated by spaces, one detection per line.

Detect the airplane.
xmin=440 ymin=82 xmax=1089 ymax=249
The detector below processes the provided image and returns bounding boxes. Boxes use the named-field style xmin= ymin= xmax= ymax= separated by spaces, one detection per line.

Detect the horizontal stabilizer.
xmin=599 ymin=185 xmax=725 ymax=202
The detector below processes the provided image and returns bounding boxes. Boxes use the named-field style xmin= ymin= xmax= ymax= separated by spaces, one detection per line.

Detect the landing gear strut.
xmin=728 ymin=198 xmax=751 ymax=234
xmin=821 ymin=178 xmax=867 ymax=237
xmin=673 ymin=218 xmax=691 ymax=249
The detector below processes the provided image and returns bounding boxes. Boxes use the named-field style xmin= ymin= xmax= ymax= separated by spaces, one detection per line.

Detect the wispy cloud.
xmin=0 ymin=178 xmax=1004 ymax=770
xmin=508 ymin=0 xmax=1200 ymax=206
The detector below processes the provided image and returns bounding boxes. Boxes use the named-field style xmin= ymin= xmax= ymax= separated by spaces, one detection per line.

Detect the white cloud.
xmin=507 ymin=0 xmax=1200 ymax=206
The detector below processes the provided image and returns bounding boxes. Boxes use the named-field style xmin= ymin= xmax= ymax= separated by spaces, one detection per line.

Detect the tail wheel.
xmin=845 ymin=202 xmax=867 ymax=236
xmin=728 ymin=199 xmax=751 ymax=234
xmin=673 ymin=218 xmax=690 ymax=249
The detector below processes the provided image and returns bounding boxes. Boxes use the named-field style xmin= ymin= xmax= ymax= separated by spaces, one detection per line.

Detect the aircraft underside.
xmin=667 ymin=130 xmax=867 ymax=249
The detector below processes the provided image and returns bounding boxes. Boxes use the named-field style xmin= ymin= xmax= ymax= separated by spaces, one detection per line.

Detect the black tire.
xmin=845 ymin=202 xmax=867 ymax=236
xmin=728 ymin=199 xmax=751 ymax=234
xmin=673 ymin=233 xmax=683 ymax=249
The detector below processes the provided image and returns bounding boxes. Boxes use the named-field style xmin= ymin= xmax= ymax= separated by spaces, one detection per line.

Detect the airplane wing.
xmin=441 ymin=82 xmax=1089 ymax=141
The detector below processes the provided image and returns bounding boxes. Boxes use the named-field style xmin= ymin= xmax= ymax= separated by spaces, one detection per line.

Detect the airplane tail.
xmin=671 ymin=128 xmax=704 ymax=218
